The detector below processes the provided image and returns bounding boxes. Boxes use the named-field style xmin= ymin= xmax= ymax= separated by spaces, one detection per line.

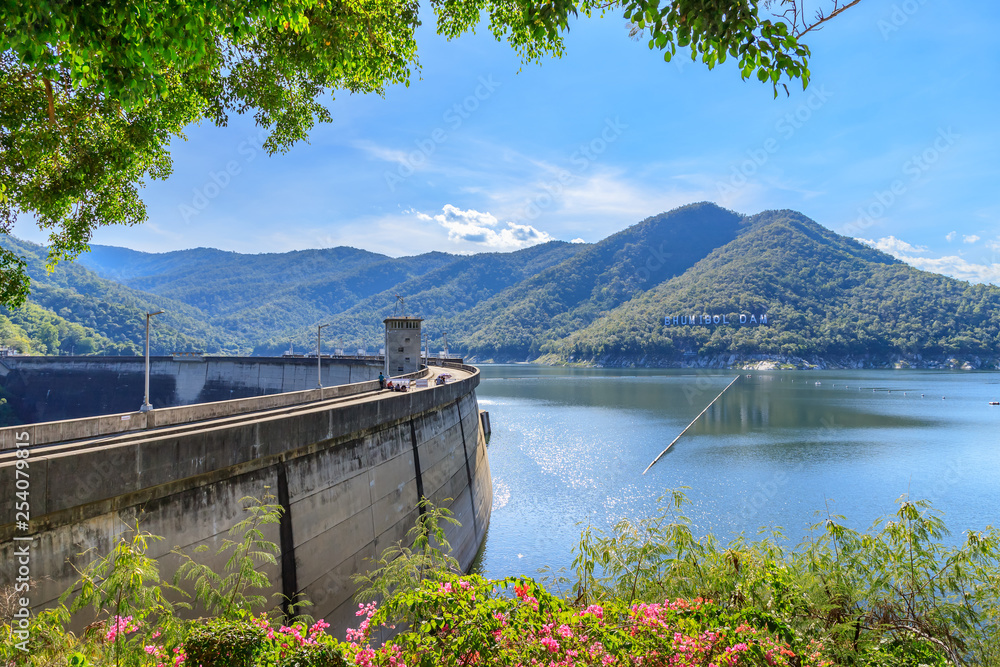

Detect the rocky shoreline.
xmin=562 ymin=352 xmax=1000 ymax=371
xmin=502 ymin=351 xmax=1000 ymax=370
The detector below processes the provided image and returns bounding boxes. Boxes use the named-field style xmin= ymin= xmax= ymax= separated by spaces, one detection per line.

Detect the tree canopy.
xmin=0 ymin=0 xmax=854 ymax=307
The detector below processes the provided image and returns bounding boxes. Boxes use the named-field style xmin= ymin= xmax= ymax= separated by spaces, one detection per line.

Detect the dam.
xmin=0 ymin=317 xmax=492 ymax=634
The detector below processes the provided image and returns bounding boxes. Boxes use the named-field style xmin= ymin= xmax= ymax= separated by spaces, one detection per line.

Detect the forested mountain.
xmin=265 ymin=240 xmax=586 ymax=355
xmin=0 ymin=237 xmax=237 ymax=355
xmin=441 ymin=203 xmax=745 ymax=358
xmin=0 ymin=234 xmax=585 ymax=356
xmin=558 ymin=209 xmax=1000 ymax=364
xmin=3 ymin=203 xmax=998 ymax=366
xmin=79 ymin=245 xmax=456 ymax=324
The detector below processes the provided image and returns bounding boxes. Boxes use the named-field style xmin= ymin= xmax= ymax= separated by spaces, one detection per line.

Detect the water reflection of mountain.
xmin=482 ymin=373 xmax=938 ymax=434
xmin=691 ymin=380 xmax=937 ymax=434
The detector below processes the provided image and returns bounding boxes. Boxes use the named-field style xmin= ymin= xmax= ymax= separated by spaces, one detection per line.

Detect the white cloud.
xmin=419 ymin=204 xmax=554 ymax=250
xmin=986 ymin=239 xmax=1000 ymax=252
xmin=571 ymin=238 xmax=586 ymax=244
xmin=902 ymin=255 xmax=1000 ymax=285
xmin=352 ymin=140 xmax=412 ymax=167
xmin=856 ymin=236 xmax=928 ymax=255
xmin=963 ymin=234 xmax=981 ymax=244
xmin=945 ymin=231 xmax=957 ymax=242
xmin=857 ymin=235 xmax=1000 ymax=286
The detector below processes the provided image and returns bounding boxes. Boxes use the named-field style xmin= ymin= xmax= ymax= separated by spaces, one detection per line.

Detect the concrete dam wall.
xmin=0 ymin=356 xmax=386 ymax=424
xmin=0 ymin=365 xmax=491 ymax=634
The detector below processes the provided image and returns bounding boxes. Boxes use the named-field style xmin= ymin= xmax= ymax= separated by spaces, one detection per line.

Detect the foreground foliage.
xmin=2 ymin=492 xmax=999 ymax=666
xmin=566 ymin=490 xmax=1000 ymax=665
xmin=349 ymin=576 xmax=833 ymax=667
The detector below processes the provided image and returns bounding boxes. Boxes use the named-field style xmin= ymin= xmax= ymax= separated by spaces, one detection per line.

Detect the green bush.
xmin=274 ymin=642 xmax=346 ymax=667
xmin=184 ymin=616 xmax=267 ymax=667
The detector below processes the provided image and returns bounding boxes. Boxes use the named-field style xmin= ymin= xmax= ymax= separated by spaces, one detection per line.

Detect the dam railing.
xmin=0 ymin=365 xmax=435 ymax=451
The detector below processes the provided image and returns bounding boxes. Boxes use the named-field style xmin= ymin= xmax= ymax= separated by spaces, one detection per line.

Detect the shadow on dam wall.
xmin=0 ymin=356 xmax=383 ymax=424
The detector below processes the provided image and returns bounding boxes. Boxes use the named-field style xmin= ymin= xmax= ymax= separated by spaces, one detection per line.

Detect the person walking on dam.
xmin=378 ymin=372 xmax=385 ymax=390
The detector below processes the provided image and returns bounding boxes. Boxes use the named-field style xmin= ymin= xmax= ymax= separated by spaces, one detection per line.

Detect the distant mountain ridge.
xmin=3 ymin=202 xmax=999 ymax=367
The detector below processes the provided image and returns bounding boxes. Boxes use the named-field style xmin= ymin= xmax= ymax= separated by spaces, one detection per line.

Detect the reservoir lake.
xmin=474 ymin=366 xmax=1000 ymax=580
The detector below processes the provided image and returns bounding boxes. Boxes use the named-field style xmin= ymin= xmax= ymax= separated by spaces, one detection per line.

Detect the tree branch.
xmin=43 ymin=76 xmax=55 ymax=123
xmin=798 ymin=0 xmax=863 ymax=37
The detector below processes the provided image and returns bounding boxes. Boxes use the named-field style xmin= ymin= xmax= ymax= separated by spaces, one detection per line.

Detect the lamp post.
xmin=140 ymin=310 xmax=164 ymax=412
xmin=317 ymin=323 xmax=329 ymax=388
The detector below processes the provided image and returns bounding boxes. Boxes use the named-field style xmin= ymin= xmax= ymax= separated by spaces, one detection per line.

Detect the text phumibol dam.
xmin=664 ymin=313 xmax=770 ymax=326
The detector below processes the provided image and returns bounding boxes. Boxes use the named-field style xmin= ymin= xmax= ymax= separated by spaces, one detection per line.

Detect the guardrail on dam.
xmin=0 ymin=364 xmax=492 ymax=634
xmin=0 ymin=355 xmax=394 ymax=424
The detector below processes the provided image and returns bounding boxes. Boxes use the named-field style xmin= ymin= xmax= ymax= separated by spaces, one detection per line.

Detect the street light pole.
xmin=140 ymin=310 xmax=164 ymax=412
xmin=317 ymin=323 xmax=329 ymax=388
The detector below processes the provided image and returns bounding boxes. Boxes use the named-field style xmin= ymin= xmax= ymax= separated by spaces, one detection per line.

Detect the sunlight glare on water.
xmin=474 ymin=366 xmax=1000 ymax=580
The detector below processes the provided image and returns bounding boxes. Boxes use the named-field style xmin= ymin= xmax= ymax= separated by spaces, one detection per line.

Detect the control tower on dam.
xmin=0 ymin=356 xmax=492 ymax=634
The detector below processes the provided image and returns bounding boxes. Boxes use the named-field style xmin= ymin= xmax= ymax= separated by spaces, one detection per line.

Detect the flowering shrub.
xmin=2 ymin=494 xmax=989 ymax=667
xmin=184 ymin=615 xmax=267 ymax=667
xmin=183 ymin=614 xmax=344 ymax=667
xmin=341 ymin=575 xmax=832 ymax=667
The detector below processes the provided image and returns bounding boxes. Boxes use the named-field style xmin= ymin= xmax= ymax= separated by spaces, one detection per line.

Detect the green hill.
xmin=0 ymin=236 xmax=236 ymax=355
xmin=0 ymin=235 xmax=587 ymax=356
xmin=4 ymin=204 xmax=998 ymax=367
xmin=557 ymin=209 xmax=1000 ymax=365
xmin=443 ymin=202 xmax=746 ymax=358
xmin=291 ymin=240 xmax=587 ymax=355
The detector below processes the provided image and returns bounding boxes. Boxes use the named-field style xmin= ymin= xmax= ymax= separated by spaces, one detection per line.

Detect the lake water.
xmin=473 ymin=366 xmax=1000 ymax=580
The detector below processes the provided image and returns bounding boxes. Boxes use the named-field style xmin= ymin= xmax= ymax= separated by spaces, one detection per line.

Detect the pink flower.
xmin=104 ymin=615 xmax=139 ymax=641
xmin=354 ymin=647 xmax=376 ymax=667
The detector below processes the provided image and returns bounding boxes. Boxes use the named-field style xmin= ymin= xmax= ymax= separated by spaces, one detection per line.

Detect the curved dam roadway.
xmin=0 ymin=363 xmax=491 ymax=634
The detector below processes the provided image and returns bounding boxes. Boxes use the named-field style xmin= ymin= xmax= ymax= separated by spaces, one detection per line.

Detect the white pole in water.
xmin=140 ymin=310 xmax=165 ymax=412
xmin=643 ymin=375 xmax=741 ymax=474
xmin=317 ymin=323 xmax=328 ymax=388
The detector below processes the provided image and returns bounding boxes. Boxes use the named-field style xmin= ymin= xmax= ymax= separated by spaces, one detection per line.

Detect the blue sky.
xmin=15 ymin=0 xmax=1000 ymax=284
